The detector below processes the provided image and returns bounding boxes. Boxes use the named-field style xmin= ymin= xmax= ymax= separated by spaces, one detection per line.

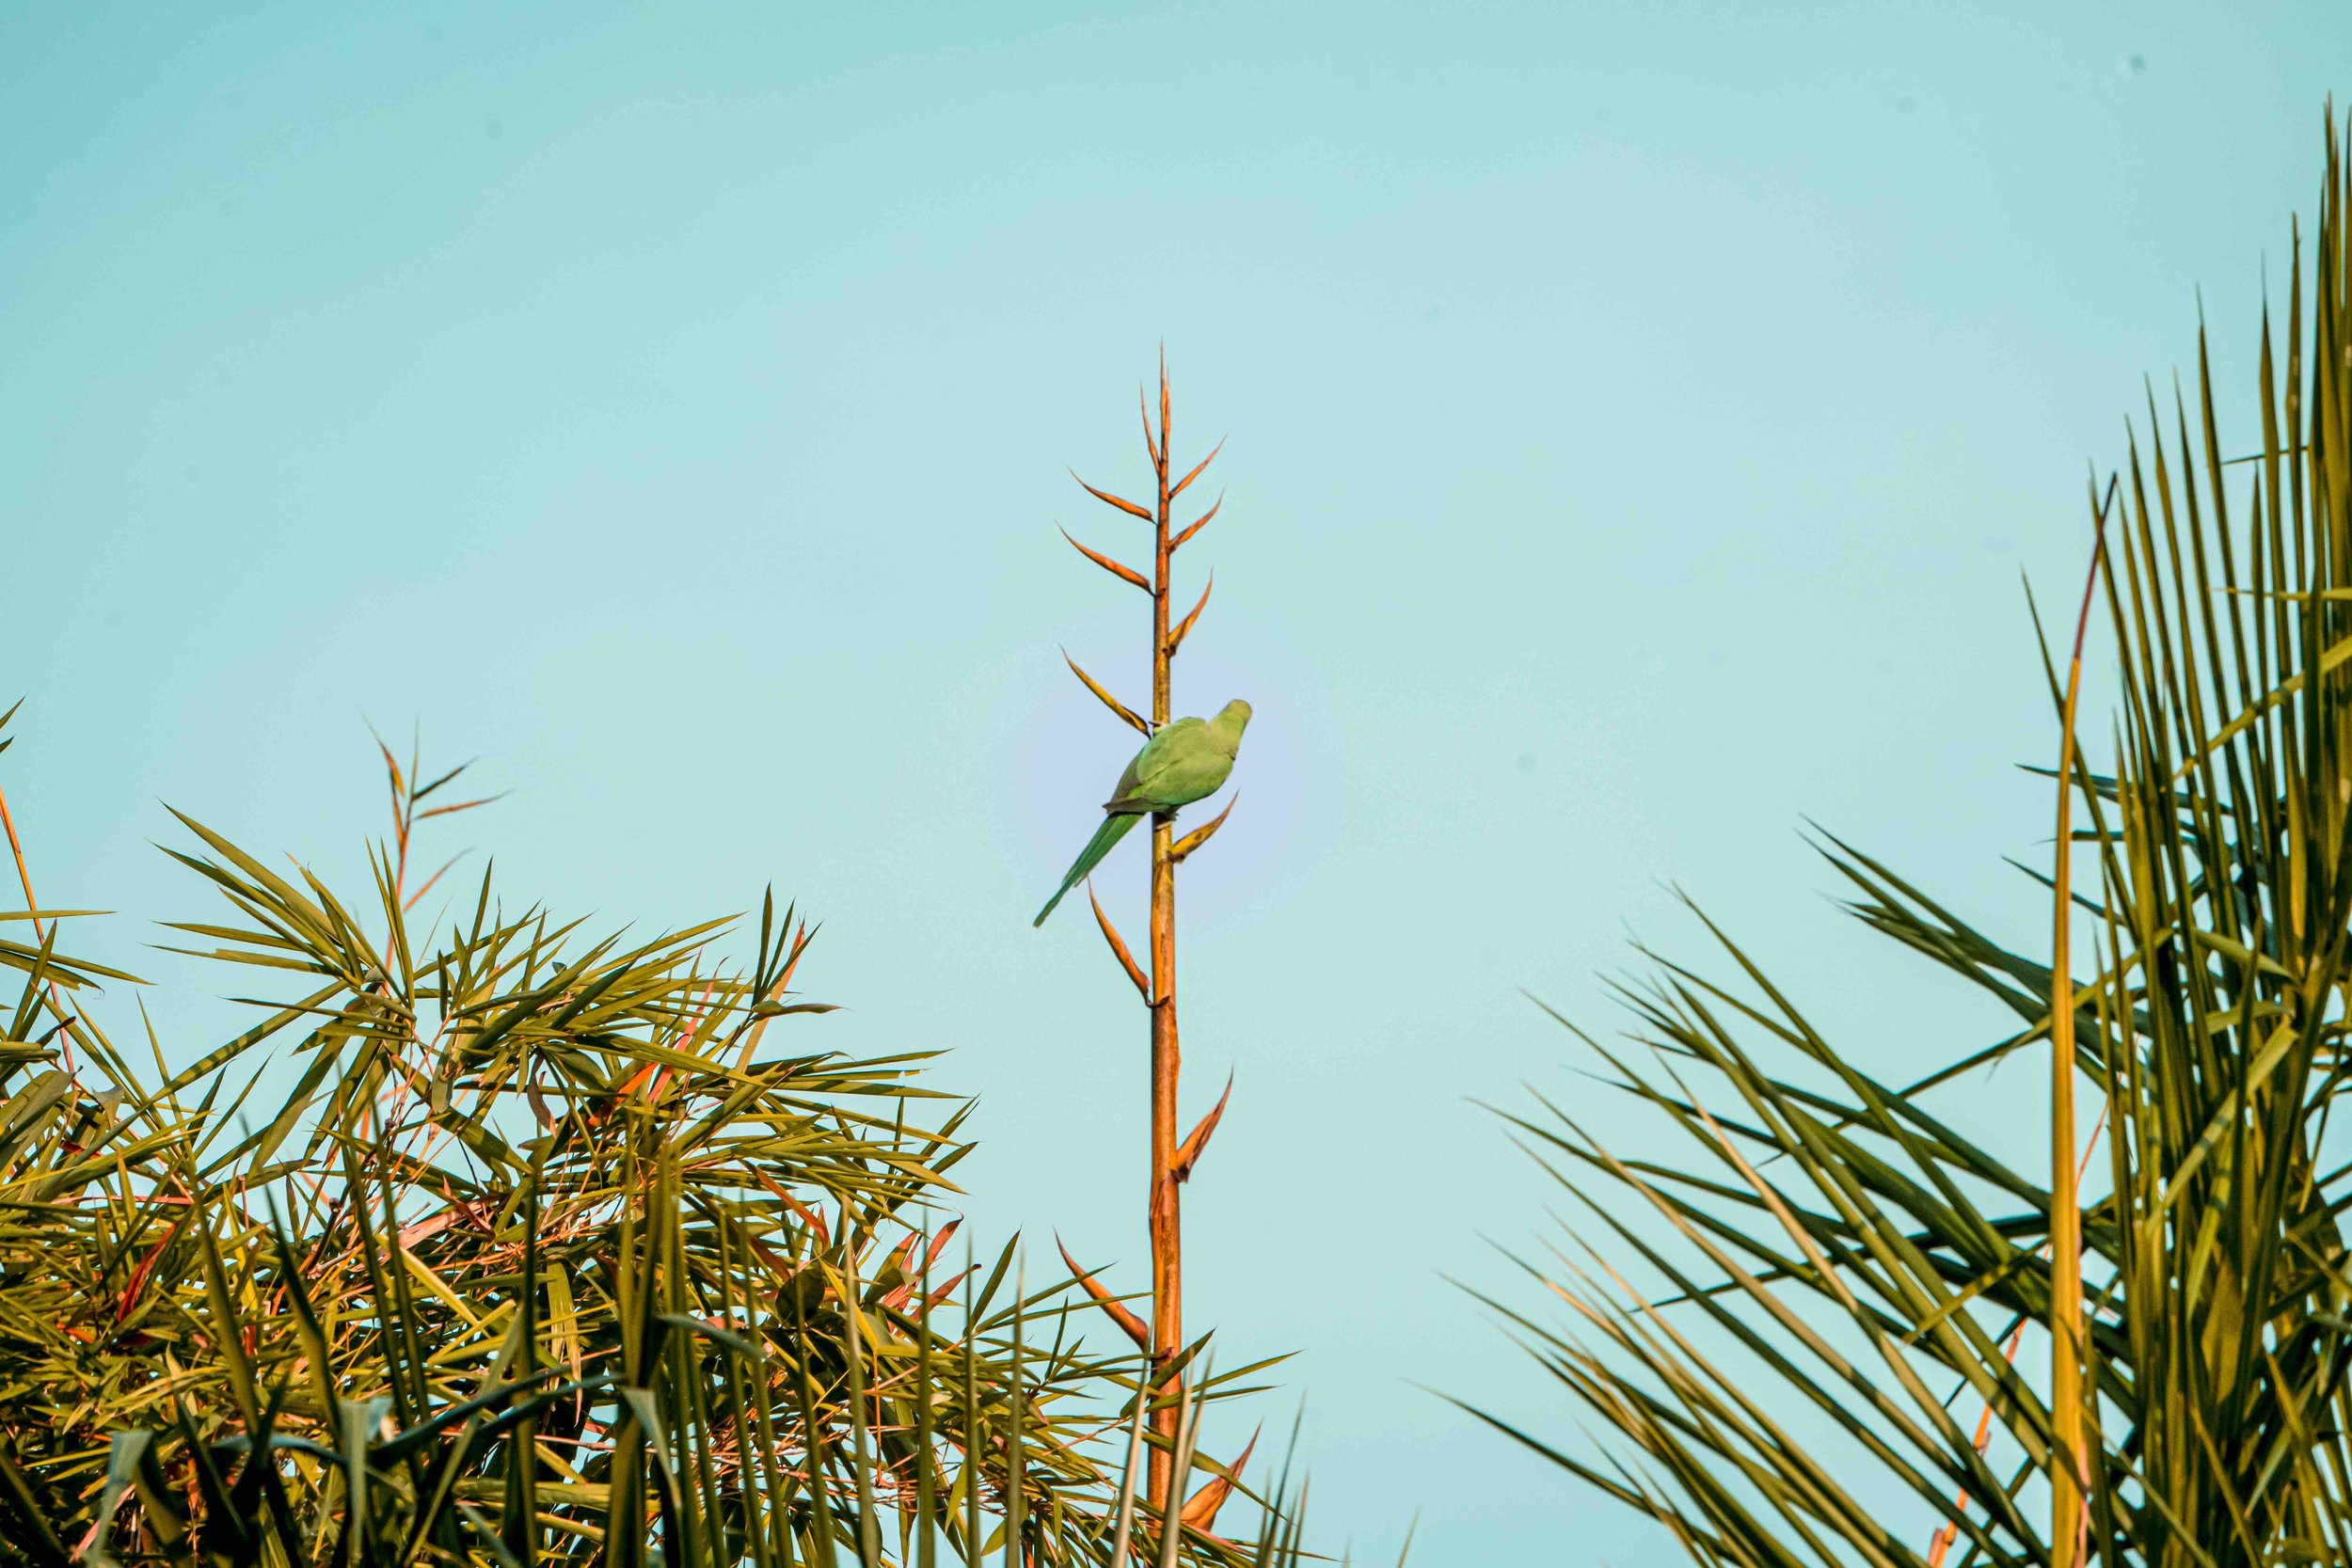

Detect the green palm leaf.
xmin=1482 ymin=109 xmax=2352 ymax=1568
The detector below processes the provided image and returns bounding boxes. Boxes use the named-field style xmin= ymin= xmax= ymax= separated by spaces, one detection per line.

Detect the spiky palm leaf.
xmin=1473 ymin=112 xmax=2352 ymax=1568
xmin=0 ymin=730 xmax=1295 ymax=1566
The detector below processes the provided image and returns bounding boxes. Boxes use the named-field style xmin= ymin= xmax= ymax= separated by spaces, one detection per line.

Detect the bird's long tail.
xmin=1034 ymin=812 xmax=1142 ymax=927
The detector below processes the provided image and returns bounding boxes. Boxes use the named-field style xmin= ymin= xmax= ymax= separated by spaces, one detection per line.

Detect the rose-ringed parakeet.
xmin=1033 ymin=699 xmax=1251 ymax=927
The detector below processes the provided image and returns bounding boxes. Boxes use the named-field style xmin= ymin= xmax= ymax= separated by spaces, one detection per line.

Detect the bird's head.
xmin=1214 ymin=698 xmax=1253 ymax=748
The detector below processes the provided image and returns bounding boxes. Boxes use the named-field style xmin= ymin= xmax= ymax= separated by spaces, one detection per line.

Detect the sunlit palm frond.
xmin=1482 ymin=110 xmax=2352 ymax=1568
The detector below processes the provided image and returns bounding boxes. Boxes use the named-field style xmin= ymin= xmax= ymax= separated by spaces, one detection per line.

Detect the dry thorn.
xmin=1167 ymin=574 xmax=1214 ymax=654
xmin=1059 ymin=527 xmax=1152 ymax=592
xmin=1169 ymin=493 xmax=1223 ymax=552
xmin=1089 ymin=882 xmax=1152 ymax=1001
xmin=418 ymin=792 xmax=508 ymax=821
xmin=1169 ymin=438 xmax=1224 ymax=499
xmin=1179 ymin=1422 xmax=1261 ymax=1532
xmin=1062 ymin=650 xmax=1152 ymax=737
xmin=1071 ymin=470 xmax=1154 ymax=522
xmin=1056 ymin=1235 xmax=1152 ymax=1354
xmin=1172 ymin=1072 xmax=1232 ymax=1182
xmin=1170 ymin=796 xmax=1236 ymax=864
xmin=1139 ymin=387 xmax=1163 ymax=470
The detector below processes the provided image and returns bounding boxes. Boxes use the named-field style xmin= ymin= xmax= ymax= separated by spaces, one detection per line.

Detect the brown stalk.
xmin=1057 ymin=352 xmax=1250 ymax=1515
xmin=1144 ymin=351 xmax=1185 ymax=1513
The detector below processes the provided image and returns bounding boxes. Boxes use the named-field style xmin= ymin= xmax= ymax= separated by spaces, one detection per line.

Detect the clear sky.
xmin=6 ymin=3 xmax=2350 ymax=1560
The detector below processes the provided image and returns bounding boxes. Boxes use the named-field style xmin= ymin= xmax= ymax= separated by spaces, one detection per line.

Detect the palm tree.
xmin=0 ymin=728 xmax=1295 ymax=1565
xmin=1473 ymin=113 xmax=2352 ymax=1568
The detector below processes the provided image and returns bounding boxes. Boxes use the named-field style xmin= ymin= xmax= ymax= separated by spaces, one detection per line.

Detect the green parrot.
xmin=1033 ymin=699 xmax=1252 ymax=927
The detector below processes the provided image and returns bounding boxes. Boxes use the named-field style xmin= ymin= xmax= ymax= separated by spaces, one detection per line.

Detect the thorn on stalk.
xmin=1089 ymin=882 xmax=1152 ymax=1001
xmin=1172 ymin=1073 xmax=1232 ymax=1182
xmin=1059 ymin=527 xmax=1152 ymax=592
xmin=1071 ymin=470 xmax=1154 ymax=522
xmin=1170 ymin=797 xmax=1237 ymax=864
xmin=1180 ymin=1422 xmax=1262 ymax=1532
xmin=1169 ymin=438 xmax=1224 ymax=499
xmin=1056 ymin=1235 xmax=1152 ymax=1354
xmin=1062 ymin=650 xmax=1152 ymax=736
xmin=1170 ymin=493 xmax=1224 ymax=552
xmin=1167 ymin=574 xmax=1214 ymax=654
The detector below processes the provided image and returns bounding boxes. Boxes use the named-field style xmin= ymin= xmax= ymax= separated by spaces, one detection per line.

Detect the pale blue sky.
xmin=6 ymin=3 xmax=2349 ymax=1560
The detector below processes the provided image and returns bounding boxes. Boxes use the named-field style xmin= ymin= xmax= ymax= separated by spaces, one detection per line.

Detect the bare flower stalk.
xmin=1055 ymin=352 xmax=1239 ymax=1524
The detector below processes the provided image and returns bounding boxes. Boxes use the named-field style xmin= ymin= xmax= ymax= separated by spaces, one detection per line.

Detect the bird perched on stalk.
xmin=1034 ymin=699 xmax=1251 ymax=927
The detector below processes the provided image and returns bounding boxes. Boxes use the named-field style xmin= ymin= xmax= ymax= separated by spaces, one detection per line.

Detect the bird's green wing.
xmin=1106 ymin=718 xmax=1201 ymax=809
xmin=1112 ymin=718 xmax=1241 ymax=813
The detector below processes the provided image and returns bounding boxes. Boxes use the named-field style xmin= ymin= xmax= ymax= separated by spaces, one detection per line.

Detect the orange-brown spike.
xmin=1169 ymin=796 xmax=1236 ymax=863
xmin=374 ymin=733 xmax=405 ymax=798
xmin=1140 ymin=387 xmax=1163 ymax=469
xmin=1167 ymin=573 xmax=1214 ymax=654
xmin=1060 ymin=527 xmax=1152 ymax=592
xmin=115 ymin=1219 xmax=188 ymax=1325
xmin=1089 ymin=883 xmax=1152 ymax=1001
xmin=1170 ymin=493 xmax=1223 ymax=552
xmin=1057 ymin=1236 xmax=1152 ymax=1353
xmin=875 ymin=1233 xmax=920 ymax=1308
xmin=919 ymin=1268 xmax=973 ymax=1314
xmin=1071 ymin=471 xmax=1155 ymax=522
xmin=404 ymin=854 xmax=463 ymax=911
xmin=1172 ymin=1072 xmax=1232 ymax=1181
xmin=1169 ymin=438 xmax=1224 ymax=499
xmin=419 ymin=792 xmax=508 ymax=821
xmin=755 ymin=1174 xmax=832 ymax=1252
xmin=1158 ymin=346 xmax=1171 ymax=461
xmin=1179 ymin=1424 xmax=1262 ymax=1532
xmin=1062 ymin=650 xmax=1152 ymax=736
xmin=921 ymin=1219 xmax=962 ymax=1275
